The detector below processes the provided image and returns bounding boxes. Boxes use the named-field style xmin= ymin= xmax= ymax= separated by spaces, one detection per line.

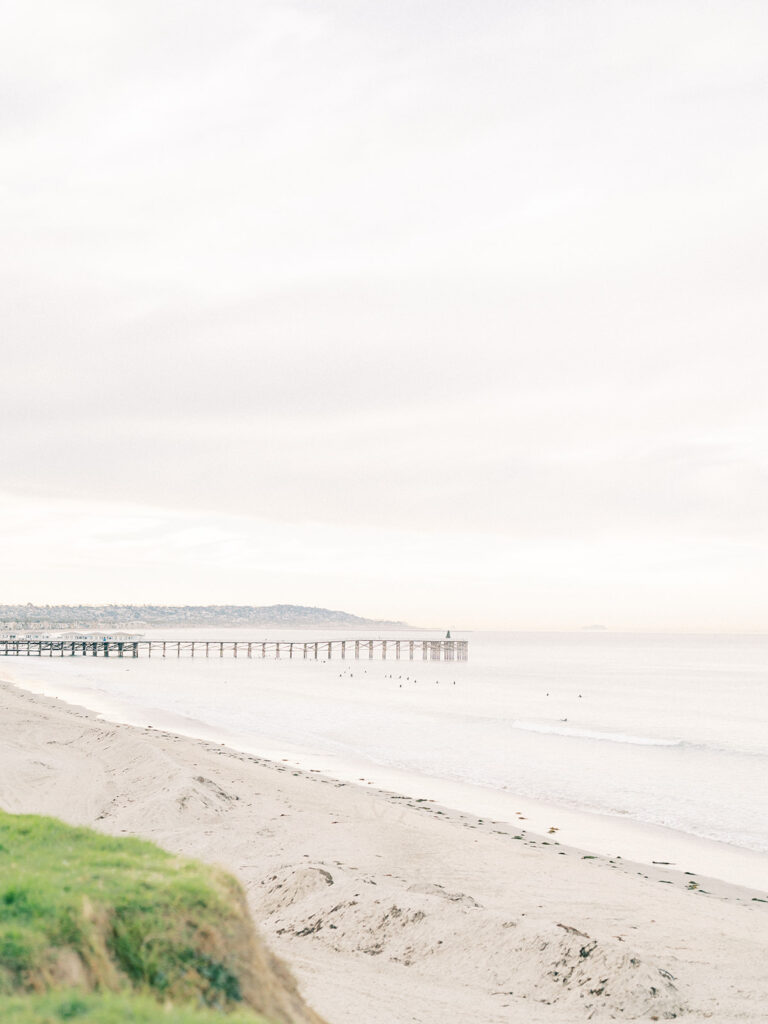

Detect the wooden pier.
xmin=0 ymin=638 xmax=468 ymax=662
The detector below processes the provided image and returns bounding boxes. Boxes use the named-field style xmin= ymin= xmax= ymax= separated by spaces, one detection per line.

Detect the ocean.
xmin=4 ymin=629 xmax=767 ymax=887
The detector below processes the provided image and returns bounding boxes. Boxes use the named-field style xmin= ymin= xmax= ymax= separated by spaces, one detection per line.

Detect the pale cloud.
xmin=1 ymin=1 xmax=767 ymax=627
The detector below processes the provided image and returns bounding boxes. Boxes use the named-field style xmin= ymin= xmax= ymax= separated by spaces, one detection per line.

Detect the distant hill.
xmin=0 ymin=604 xmax=406 ymax=630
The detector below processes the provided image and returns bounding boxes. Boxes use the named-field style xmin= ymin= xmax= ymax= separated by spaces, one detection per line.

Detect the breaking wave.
xmin=512 ymin=720 xmax=682 ymax=746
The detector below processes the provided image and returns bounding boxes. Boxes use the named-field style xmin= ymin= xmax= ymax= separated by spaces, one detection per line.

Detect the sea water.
xmin=4 ymin=629 xmax=768 ymax=886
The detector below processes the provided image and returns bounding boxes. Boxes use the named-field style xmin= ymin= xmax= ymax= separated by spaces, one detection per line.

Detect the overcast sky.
xmin=2 ymin=1 xmax=767 ymax=629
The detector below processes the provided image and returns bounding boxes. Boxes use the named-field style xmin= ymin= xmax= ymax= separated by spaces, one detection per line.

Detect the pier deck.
xmin=0 ymin=638 xmax=467 ymax=661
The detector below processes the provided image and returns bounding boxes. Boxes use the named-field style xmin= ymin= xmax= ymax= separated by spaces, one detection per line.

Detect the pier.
xmin=0 ymin=638 xmax=468 ymax=661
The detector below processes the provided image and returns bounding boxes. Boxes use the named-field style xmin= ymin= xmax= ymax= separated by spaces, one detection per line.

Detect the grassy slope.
xmin=0 ymin=991 xmax=270 ymax=1023
xmin=0 ymin=811 xmax=281 ymax=1022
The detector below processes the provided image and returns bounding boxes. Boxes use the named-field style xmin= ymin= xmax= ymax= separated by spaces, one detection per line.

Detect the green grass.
xmin=0 ymin=991 xmax=269 ymax=1023
xmin=0 ymin=811 xmax=272 ymax=1020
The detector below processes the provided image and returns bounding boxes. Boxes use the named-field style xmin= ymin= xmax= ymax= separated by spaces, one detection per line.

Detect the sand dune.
xmin=1 ymin=679 xmax=766 ymax=1023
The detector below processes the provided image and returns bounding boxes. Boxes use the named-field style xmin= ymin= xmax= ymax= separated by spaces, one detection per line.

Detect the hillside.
xmin=0 ymin=604 xmax=406 ymax=630
xmin=0 ymin=810 xmax=325 ymax=1024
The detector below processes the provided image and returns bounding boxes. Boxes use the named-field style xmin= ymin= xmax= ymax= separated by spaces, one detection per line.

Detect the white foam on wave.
xmin=512 ymin=720 xmax=682 ymax=746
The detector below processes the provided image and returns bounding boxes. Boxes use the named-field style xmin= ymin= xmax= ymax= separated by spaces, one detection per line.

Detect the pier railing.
xmin=0 ymin=638 xmax=467 ymax=662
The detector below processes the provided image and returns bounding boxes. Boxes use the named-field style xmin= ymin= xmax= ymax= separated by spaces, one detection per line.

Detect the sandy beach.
xmin=2 ymin=678 xmax=767 ymax=1023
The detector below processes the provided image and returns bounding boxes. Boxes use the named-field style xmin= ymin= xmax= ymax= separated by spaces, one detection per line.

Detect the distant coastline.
xmin=0 ymin=603 xmax=407 ymax=631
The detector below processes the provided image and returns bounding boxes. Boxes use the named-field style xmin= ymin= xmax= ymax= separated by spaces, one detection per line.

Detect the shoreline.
xmin=3 ymin=666 xmax=767 ymax=893
xmin=2 ymin=678 xmax=768 ymax=1022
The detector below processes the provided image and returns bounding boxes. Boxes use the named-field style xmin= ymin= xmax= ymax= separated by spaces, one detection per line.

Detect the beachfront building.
xmin=0 ymin=631 xmax=56 ymax=641
xmin=0 ymin=630 xmax=145 ymax=642
xmin=58 ymin=631 xmax=144 ymax=642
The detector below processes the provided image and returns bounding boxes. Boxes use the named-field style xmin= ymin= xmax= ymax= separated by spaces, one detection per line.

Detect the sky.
xmin=2 ymin=0 xmax=767 ymax=630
